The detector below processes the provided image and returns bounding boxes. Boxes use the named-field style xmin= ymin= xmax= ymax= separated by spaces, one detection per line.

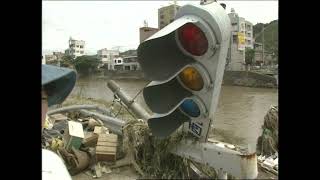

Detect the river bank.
xmin=81 ymin=70 xmax=278 ymax=89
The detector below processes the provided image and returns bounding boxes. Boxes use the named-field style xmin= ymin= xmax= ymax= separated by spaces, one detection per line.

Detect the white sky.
xmin=42 ymin=0 xmax=278 ymax=55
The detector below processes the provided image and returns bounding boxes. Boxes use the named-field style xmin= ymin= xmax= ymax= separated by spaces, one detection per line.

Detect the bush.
xmin=72 ymin=56 xmax=101 ymax=75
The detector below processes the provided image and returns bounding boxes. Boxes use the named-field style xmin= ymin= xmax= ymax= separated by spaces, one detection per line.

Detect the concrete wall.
xmin=223 ymin=71 xmax=277 ymax=88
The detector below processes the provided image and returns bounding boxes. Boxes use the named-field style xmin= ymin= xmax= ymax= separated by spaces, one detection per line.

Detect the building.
xmin=139 ymin=27 xmax=159 ymax=43
xmin=245 ymin=21 xmax=254 ymax=49
xmin=53 ymin=52 xmax=65 ymax=60
xmin=158 ymin=4 xmax=180 ymax=29
xmin=226 ymin=33 xmax=246 ymax=71
xmin=228 ymin=8 xmax=254 ymax=49
xmin=97 ymin=48 xmax=120 ymax=70
xmin=122 ymin=56 xmax=140 ymax=71
xmin=253 ymin=43 xmax=275 ymax=66
xmin=226 ymin=8 xmax=255 ymax=71
xmin=112 ymin=57 xmax=124 ymax=71
xmin=65 ymin=37 xmax=85 ymax=59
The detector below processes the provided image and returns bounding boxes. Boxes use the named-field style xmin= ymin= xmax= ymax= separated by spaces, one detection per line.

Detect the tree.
xmin=245 ymin=48 xmax=255 ymax=65
xmin=60 ymin=55 xmax=74 ymax=68
xmin=72 ymin=55 xmax=101 ymax=75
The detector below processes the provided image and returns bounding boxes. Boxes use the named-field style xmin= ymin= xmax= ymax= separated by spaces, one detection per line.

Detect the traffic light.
xmin=137 ymin=2 xmax=231 ymax=139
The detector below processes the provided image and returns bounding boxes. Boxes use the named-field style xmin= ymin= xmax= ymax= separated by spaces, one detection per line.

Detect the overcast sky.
xmin=42 ymin=0 xmax=278 ymax=55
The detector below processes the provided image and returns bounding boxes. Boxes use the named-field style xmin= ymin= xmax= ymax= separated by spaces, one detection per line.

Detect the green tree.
xmin=60 ymin=55 xmax=74 ymax=68
xmin=245 ymin=48 xmax=255 ymax=65
xmin=72 ymin=55 xmax=100 ymax=75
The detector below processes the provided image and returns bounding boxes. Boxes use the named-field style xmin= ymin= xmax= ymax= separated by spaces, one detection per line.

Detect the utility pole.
xmin=262 ymin=25 xmax=265 ymax=66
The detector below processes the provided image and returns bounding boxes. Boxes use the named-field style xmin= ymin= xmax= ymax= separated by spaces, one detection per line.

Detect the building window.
xmin=114 ymin=60 xmax=117 ymax=63
xmin=80 ymin=45 xmax=83 ymax=48
xmin=80 ymin=51 xmax=84 ymax=54
xmin=160 ymin=15 xmax=164 ymax=19
xmin=118 ymin=60 xmax=121 ymax=63
xmin=233 ymin=35 xmax=237 ymax=43
xmin=76 ymin=51 xmax=79 ymax=53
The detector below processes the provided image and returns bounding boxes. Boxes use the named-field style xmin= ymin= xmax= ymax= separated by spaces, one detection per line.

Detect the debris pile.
xmin=123 ymin=119 xmax=194 ymax=179
xmin=42 ymin=111 xmax=122 ymax=178
xmin=42 ymin=104 xmax=201 ymax=179
xmin=256 ymin=105 xmax=278 ymax=176
xmin=257 ymin=105 xmax=278 ymax=156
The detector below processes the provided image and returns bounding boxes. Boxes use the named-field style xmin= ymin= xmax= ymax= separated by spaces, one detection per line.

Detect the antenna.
xmin=143 ymin=20 xmax=148 ymax=27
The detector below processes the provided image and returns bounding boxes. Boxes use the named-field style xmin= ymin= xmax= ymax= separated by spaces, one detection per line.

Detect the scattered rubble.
xmin=256 ymin=105 xmax=278 ymax=177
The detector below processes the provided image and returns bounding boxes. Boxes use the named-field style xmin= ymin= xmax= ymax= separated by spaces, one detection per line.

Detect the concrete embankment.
xmin=223 ymin=71 xmax=277 ymax=88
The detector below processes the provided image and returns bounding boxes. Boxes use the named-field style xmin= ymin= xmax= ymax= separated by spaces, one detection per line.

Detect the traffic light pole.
xmin=107 ymin=80 xmax=258 ymax=179
xmin=107 ymin=80 xmax=151 ymax=120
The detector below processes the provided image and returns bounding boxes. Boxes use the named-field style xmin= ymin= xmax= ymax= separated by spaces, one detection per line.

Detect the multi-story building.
xmin=111 ymin=57 xmax=124 ymax=71
xmin=228 ymin=8 xmax=254 ymax=49
xmin=158 ymin=4 xmax=180 ymax=29
xmin=245 ymin=21 xmax=253 ymax=49
xmin=65 ymin=37 xmax=85 ymax=59
xmin=122 ymin=56 xmax=140 ymax=71
xmin=97 ymin=48 xmax=120 ymax=70
xmin=139 ymin=27 xmax=159 ymax=43
xmin=226 ymin=33 xmax=246 ymax=71
xmin=226 ymin=8 xmax=255 ymax=71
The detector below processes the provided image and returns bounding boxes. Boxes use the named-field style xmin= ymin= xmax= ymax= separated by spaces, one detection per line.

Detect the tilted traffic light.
xmin=137 ymin=2 xmax=231 ymax=139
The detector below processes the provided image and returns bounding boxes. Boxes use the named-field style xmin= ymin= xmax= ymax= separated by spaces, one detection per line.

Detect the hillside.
xmin=253 ymin=20 xmax=278 ymax=56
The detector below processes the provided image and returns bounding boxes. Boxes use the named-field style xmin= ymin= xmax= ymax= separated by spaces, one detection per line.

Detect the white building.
xmin=111 ymin=57 xmax=123 ymax=70
xmin=97 ymin=48 xmax=120 ymax=70
xmin=228 ymin=8 xmax=254 ymax=49
xmin=65 ymin=37 xmax=85 ymax=59
xmin=122 ymin=56 xmax=140 ymax=71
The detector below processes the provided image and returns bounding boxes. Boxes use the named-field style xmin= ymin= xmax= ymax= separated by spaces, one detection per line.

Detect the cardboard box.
xmin=96 ymin=134 xmax=118 ymax=162
xmin=64 ymin=121 xmax=84 ymax=150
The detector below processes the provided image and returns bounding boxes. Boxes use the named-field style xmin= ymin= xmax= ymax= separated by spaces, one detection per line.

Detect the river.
xmin=68 ymin=76 xmax=278 ymax=148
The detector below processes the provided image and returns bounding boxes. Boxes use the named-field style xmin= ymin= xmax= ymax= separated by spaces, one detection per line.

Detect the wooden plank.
xmin=49 ymin=113 xmax=68 ymax=121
